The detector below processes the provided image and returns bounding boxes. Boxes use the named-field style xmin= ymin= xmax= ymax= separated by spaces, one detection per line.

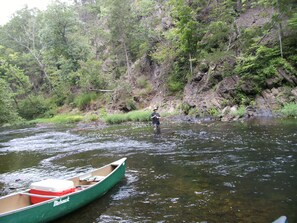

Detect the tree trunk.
xmin=189 ymin=53 xmax=193 ymax=76
xmin=236 ymin=0 xmax=242 ymax=13
xmin=278 ymin=23 xmax=283 ymax=57
xmin=277 ymin=0 xmax=284 ymax=57
xmin=122 ymin=39 xmax=131 ymax=78
xmin=246 ymin=0 xmax=252 ymax=10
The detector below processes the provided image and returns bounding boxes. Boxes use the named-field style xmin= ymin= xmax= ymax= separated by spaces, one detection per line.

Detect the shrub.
xmin=125 ymin=99 xmax=137 ymax=111
xmin=235 ymin=45 xmax=297 ymax=100
xmin=74 ymin=92 xmax=97 ymax=110
xmin=167 ymin=62 xmax=187 ymax=93
xmin=136 ymin=75 xmax=148 ymax=88
xmin=231 ymin=105 xmax=246 ymax=117
xmin=280 ymin=103 xmax=297 ymax=117
xmin=18 ymin=95 xmax=54 ymax=120
xmin=168 ymin=80 xmax=184 ymax=93
xmin=151 ymin=42 xmax=176 ymax=64
xmin=208 ymin=107 xmax=220 ymax=117
xmin=99 ymin=108 xmax=108 ymax=118
xmin=188 ymin=107 xmax=201 ymax=117
xmin=0 ymin=79 xmax=21 ymax=124
xmin=179 ymin=102 xmax=191 ymax=115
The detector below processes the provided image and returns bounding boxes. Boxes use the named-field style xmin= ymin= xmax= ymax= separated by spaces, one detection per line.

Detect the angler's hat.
xmin=153 ymin=106 xmax=158 ymax=111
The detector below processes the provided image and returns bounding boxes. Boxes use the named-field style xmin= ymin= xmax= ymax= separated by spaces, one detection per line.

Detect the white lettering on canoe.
xmin=53 ymin=197 xmax=70 ymax=207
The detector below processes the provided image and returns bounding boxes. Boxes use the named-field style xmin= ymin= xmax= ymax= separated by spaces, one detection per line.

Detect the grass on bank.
xmin=103 ymin=110 xmax=152 ymax=124
xmin=30 ymin=114 xmax=84 ymax=124
xmin=29 ymin=110 xmax=153 ymax=125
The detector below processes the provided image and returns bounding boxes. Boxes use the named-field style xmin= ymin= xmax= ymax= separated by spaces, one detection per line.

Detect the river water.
xmin=0 ymin=118 xmax=296 ymax=223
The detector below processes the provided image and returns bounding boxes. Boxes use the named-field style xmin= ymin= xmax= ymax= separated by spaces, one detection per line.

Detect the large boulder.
xmin=216 ymin=75 xmax=240 ymax=99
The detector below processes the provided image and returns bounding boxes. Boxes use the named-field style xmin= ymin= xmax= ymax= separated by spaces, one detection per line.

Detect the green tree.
xmin=40 ymin=2 xmax=90 ymax=71
xmin=39 ymin=1 xmax=91 ymax=104
xmin=0 ymin=7 xmax=53 ymax=92
xmin=106 ymin=0 xmax=155 ymax=78
xmin=257 ymin=0 xmax=297 ymax=57
xmin=0 ymin=46 xmax=28 ymax=124
xmin=77 ymin=60 xmax=110 ymax=92
xmin=106 ymin=0 xmax=132 ymax=77
xmin=129 ymin=0 xmax=160 ymax=58
xmin=0 ymin=79 xmax=21 ymax=125
xmin=74 ymin=0 xmax=109 ymax=60
xmin=169 ymin=0 xmax=202 ymax=75
xmin=0 ymin=46 xmax=31 ymax=101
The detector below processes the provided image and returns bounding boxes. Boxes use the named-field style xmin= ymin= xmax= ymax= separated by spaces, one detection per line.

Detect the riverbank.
xmin=1 ymin=102 xmax=296 ymax=129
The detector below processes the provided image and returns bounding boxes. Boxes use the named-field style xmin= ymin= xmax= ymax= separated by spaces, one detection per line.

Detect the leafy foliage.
xmin=77 ymin=60 xmax=110 ymax=92
xmin=0 ymin=46 xmax=31 ymax=98
xmin=280 ymin=103 xmax=297 ymax=117
xmin=169 ymin=0 xmax=200 ymax=54
xmin=288 ymin=13 xmax=297 ymax=29
xmin=167 ymin=62 xmax=187 ymax=93
xmin=0 ymin=79 xmax=21 ymax=125
xmin=230 ymin=105 xmax=246 ymax=117
xmin=74 ymin=92 xmax=98 ymax=111
xmin=235 ymin=46 xmax=296 ymax=95
xmin=17 ymin=95 xmax=55 ymax=120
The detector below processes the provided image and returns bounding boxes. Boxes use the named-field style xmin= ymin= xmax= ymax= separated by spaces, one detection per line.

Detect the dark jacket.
xmin=151 ymin=111 xmax=160 ymax=125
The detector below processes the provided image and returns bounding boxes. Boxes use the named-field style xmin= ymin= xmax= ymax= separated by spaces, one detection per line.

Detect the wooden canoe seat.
xmin=79 ymin=175 xmax=105 ymax=182
xmin=79 ymin=173 xmax=92 ymax=181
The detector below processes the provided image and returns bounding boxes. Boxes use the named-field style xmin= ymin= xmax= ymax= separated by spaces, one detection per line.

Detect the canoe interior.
xmin=0 ymin=163 xmax=118 ymax=215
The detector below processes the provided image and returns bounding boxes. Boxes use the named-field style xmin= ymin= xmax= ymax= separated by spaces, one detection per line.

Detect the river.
xmin=0 ymin=118 xmax=296 ymax=223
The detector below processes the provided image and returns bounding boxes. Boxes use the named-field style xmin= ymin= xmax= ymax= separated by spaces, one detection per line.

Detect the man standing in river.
xmin=151 ymin=106 xmax=161 ymax=134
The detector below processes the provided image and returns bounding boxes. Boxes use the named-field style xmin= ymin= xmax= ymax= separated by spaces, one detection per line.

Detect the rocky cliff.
xmin=122 ymin=6 xmax=297 ymax=120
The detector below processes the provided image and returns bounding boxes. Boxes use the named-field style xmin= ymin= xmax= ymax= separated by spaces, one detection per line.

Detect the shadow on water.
xmin=0 ymin=118 xmax=296 ymax=222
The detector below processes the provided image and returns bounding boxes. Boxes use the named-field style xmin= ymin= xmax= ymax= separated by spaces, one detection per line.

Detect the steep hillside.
xmin=124 ymin=4 xmax=297 ymax=119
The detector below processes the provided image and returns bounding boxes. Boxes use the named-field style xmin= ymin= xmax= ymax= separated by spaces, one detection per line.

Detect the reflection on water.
xmin=0 ymin=118 xmax=296 ymax=223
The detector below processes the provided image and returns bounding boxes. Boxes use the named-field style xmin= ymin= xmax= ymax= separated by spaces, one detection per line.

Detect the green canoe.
xmin=0 ymin=158 xmax=126 ymax=223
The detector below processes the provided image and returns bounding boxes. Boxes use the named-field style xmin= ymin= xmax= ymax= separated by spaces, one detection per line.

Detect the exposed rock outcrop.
xmin=118 ymin=6 xmax=296 ymax=121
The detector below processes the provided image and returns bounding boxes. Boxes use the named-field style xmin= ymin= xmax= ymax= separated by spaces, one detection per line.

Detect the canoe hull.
xmin=0 ymin=158 xmax=126 ymax=223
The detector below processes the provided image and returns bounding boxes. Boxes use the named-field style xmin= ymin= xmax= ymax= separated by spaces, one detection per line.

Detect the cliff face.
xmin=141 ymin=56 xmax=297 ymax=117
xmin=125 ymin=6 xmax=297 ymax=119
